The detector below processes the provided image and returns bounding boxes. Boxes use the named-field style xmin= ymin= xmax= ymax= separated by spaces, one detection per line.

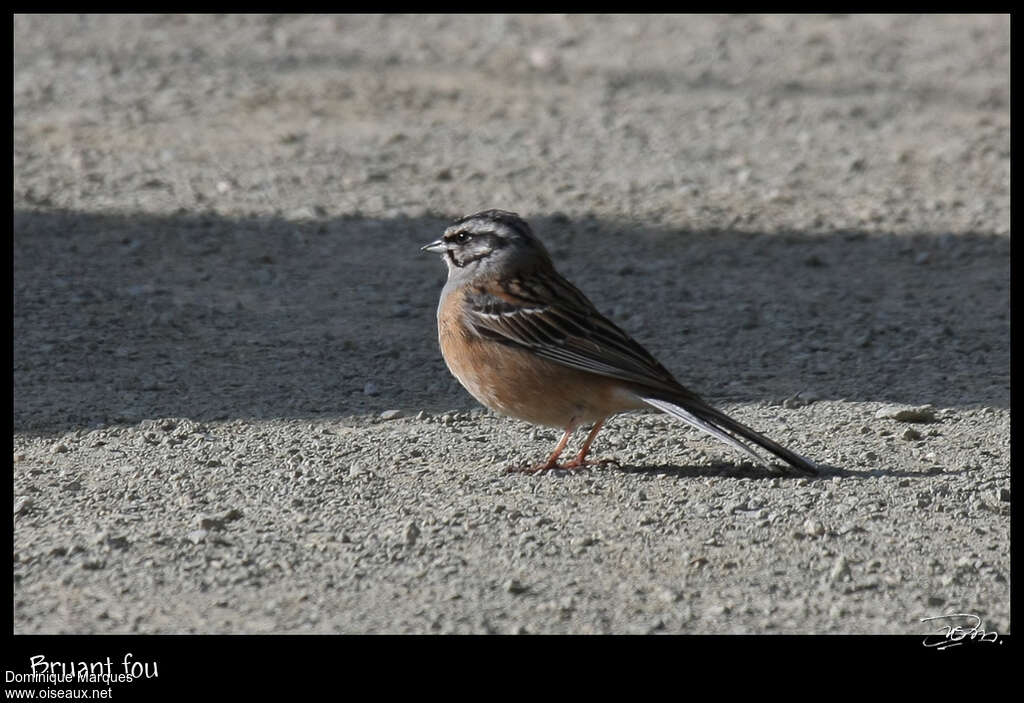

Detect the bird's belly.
xmin=439 ymin=323 xmax=641 ymax=428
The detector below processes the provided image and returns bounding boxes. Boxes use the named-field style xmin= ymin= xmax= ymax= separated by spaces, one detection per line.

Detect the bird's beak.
xmin=421 ymin=239 xmax=446 ymax=254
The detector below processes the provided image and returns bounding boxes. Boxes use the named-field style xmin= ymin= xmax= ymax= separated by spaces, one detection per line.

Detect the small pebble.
xmin=874 ymin=405 xmax=936 ymax=423
xmin=14 ymin=497 xmax=32 ymax=516
xmin=404 ymin=522 xmax=420 ymax=546
xmin=380 ymin=410 xmax=403 ymax=421
xmin=803 ymin=518 xmax=826 ymax=537
xmin=505 ymin=579 xmax=528 ymax=594
xmin=656 ymin=586 xmax=681 ymax=604
xmin=902 ymin=428 xmax=922 ymax=441
xmin=196 ymin=508 xmax=242 ymax=530
xmin=829 ymin=555 xmax=851 ymax=583
xmin=527 ymin=46 xmax=555 ymax=71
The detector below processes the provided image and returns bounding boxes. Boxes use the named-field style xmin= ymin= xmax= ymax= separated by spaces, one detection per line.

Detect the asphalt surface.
xmin=13 ymin=14 xmax=1009 ymax=634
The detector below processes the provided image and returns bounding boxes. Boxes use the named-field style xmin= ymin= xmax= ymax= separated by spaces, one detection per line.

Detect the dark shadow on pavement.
xmin=14 ymin=208 xmax=1009 ymax=434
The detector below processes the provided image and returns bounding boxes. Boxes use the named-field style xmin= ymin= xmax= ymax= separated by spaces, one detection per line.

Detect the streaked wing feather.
xmin=465 ymin=270 xmax=686 ymax=396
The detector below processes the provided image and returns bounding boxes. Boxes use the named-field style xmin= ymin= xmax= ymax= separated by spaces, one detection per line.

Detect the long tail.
xmin=641 ymin=395 xmax=819 ymax=475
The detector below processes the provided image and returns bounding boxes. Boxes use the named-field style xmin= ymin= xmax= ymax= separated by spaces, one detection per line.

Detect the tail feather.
xmin=641 ymin=396 xmax=818 ymax=476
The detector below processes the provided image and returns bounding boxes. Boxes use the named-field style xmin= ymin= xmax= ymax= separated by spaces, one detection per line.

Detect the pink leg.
xmin=506 ymin=424 xmax=576 ymax=474
xmin=562 ymin=418 xmax=608 ymax=470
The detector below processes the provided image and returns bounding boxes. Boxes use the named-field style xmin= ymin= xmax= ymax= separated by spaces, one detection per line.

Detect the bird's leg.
xmin=506 ymin=423 xmax=576 ymax=474
xmin=561 ymin=418 xmax=616 ymax=470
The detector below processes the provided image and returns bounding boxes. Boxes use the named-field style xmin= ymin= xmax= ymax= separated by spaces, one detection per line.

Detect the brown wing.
xmin=464 ymin=267 xmax=697 ymax=400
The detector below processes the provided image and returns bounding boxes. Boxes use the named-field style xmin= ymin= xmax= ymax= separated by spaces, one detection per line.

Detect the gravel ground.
xmin=13 ymin=14 xmax=1009 ymax=634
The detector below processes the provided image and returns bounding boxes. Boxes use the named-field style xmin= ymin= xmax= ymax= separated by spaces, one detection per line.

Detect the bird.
xmin=421 ymin=209 xmax=819 ymax=476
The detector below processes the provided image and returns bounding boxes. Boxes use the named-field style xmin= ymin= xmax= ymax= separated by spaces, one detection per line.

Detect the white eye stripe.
xmin=449 ymin=223 xmax=514 ymax=239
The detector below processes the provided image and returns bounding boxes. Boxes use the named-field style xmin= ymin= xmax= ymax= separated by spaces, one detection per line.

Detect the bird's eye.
xmin=455 ymin=232 xmax=470 ymax=244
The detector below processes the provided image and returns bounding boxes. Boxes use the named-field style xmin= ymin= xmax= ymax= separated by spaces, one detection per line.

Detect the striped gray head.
xmin=422 ymin=210 xmax=553 ymax=280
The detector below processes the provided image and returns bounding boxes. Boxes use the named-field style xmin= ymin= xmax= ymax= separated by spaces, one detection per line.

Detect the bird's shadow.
xmin=606 ymin=461 xmax=971 ymax=481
